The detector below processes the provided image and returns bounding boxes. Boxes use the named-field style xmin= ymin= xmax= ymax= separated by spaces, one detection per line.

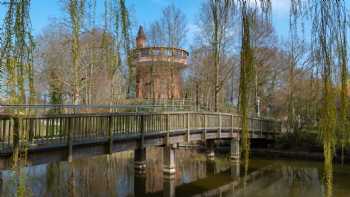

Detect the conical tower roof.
xmin=137 ymin=26 xmax=146 ymax=39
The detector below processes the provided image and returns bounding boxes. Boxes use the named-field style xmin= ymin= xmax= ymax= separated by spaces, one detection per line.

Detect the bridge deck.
xmin=0 ymin=112 xmax=281 ymax=169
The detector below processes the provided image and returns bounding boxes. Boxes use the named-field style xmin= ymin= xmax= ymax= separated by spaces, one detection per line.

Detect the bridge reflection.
xmin=0 ymin=148 xmax=288 ymax=196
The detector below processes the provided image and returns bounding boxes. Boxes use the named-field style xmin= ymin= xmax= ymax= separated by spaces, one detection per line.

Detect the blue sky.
xmin=0 ymin=0 xmax=291 ymax=48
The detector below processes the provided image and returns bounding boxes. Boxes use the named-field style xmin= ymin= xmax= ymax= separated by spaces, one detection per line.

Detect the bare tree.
xmin=146 ymin=4 xmax=187 ymax=48
xmin=161 ymin=4 xmax=187 ymax=48
xmin=63 ymin=0 xmax=85 ymax=104
xmin=189 ymin=0 xmax=235 ymax=111
xmin=35 ymin=21 xmax=125 ymax=105
xmin=147 ymin=21 xmax=163 ymax=47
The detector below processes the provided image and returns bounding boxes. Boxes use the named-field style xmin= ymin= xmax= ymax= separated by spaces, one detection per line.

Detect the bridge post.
xmin=230 ymin=160 xmax=240 ymax=178
xmin=67 ymin=117 xmax=73 ymax=162
xmin=0 ymin=171 xmax=3 ymax=194
xmin=163 ymin=145 xmax=176 ymax=175
xmin=231 ymin=115 xmax=234 ymax=137
xmin=218 ymin=113 xmax=222 ymax=138
xmin=134 ymin=148 xmax=147 ymax=174
xmin=135 ymin=115 xmax=146 ymax=174
xmin=134 ymin=173 xmax=146 ymax=196
xmin=165 ymin=114 xmax=170 ymax=145
xmin=106 ymin=116 xmax=113 ymax=154
xmin=260 ymin=118 xmax=263 ymax=137
xmin=163 ymin=174 xmax=176 ymax=197
xmin=230 ymin=138 xmax=240 ymax=162
xmin=186 ymin=112 xmax=190 ymax=143
xmin=206 ymin=139 xmax=215 ymax=160
xmin=202 ymin=114 xmax=207 ymax=141
xmin=13 ymin=117 xmax=20 ymax=156
xmin=28 ymin=118 xmax=34 ymax=143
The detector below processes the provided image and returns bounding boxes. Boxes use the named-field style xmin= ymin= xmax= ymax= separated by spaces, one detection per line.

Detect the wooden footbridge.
xmin=0 ymin=110 xmax=281 ymax=172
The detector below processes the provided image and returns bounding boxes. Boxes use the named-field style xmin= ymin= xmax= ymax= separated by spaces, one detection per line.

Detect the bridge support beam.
xmin=0 ymin=172 xmax=3 ymax=195
xmin=163 ymin=146 xmax=176 ymax=175
xmin=206 ymin=140 xmax=215 ymax=160
xmin=163 ymin=174 xmax=176 ymax=197
xmin=230 ymin=138 xmax=240 ymax=161
xmin=134 ymin=148 xmax=146 ymax=174
xmin=67 ymin=118 xmax=73 ymax=162
xmin=0 ymin=158 xmax=10 ymax=171
xmin=134 ymin=173 xmax=146 ymax=196
xmin=230 ymin=161 xmax=240 ymax=178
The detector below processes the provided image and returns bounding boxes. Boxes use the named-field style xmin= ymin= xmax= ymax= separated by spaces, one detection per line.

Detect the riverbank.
xmin=252 ymin=147 xmax=350 ymax=163
xmin=205 ymin=142 xmax=350 ymax=163
xmin=251 ymin=148 xmax=324 ymax=161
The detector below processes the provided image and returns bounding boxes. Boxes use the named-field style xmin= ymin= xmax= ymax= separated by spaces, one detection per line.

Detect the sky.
xmin=0 ymin=0 xmax=291 ymax=49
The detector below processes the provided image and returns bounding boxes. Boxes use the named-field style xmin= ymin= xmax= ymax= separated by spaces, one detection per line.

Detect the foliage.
xmin=0 ymin=0 xmax=35 ymax=105
xmin=234 ymin=0 xmax=272 ymax=176
xmin=289 ymin=0 xmax=349 ymax=196
xmin=118 ymin=0 xmax=133 ymax=97
xmin=275 ymin=131 xmax=322 ymax=152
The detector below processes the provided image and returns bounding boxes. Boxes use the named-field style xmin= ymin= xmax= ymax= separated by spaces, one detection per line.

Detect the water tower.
xmin=132 ymin=26 xmax=189 ymax=99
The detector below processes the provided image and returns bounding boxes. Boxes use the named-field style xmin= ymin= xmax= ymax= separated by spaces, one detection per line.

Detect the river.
xmin=0 ymin=147 xmax=349 ymax=197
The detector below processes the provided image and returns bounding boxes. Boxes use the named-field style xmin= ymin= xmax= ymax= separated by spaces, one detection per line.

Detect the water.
xmin=1 ymin=148 xmax=350 ymax=197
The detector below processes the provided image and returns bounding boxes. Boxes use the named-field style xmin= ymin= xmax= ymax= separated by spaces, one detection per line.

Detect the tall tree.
xmin=67 ymin=0 xmax=85 ymax=104
xmin=210 ymin=0 xmax=232 ymax=112
xmin=230 ymin=0 xmax=271 ymax=180
xmin=191 ymin=0 xmax=234 ymax=111
xmin=287 ymin=0 xmax=310 ymax=133
xmin=238 ymin=0 xmax=255 ymax=174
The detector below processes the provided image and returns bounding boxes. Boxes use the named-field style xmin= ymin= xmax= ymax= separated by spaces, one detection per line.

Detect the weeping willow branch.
xmin=334 ymin=0 xmax=348 ymax=166
xmin=239 ymin=0 xmax=254 ymax=169
xmin=119 ymin=0 xmax=133 ymax=97
xmin=1 ymin=0 xmax=16 ymax=104
xmin=1 ymin=0 xmax=36 ymax=105
xmin=305 ymin=0 xmax=346 ymax=196
xmin=287 ymin=0 xmax=302 ymax=133
xmin=236 ymin=0 xmax=271 ymax=173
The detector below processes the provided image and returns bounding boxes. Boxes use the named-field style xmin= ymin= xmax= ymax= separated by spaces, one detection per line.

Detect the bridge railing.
xmin=0 ymin=115 xmax=14 ymax=151
xmin=0 ymin=103 xmax=194 ymax=114
xmin=0 ymin=112 xmax=281 ymax=152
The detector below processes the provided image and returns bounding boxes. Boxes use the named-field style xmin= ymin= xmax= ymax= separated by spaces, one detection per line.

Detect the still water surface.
xmin=1 ymin=148 xmax=350 ymax=197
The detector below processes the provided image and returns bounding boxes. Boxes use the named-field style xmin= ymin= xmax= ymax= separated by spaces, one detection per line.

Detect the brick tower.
xmin=132 ymin=26 xmax=189 ymax=99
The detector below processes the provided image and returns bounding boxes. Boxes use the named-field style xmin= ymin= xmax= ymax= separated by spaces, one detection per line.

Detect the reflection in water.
xmin=0 ymin=148 xmax=350 ymax=197
xmin=206 ymin=159 xmax=216 ymax=177
xmin=134 ymin=174 xmax=146 ymax=197
xmin=163 ymin=177 xmax=176 ymax=197
xmin=324 ymin=157 xmax=333 ymax=197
